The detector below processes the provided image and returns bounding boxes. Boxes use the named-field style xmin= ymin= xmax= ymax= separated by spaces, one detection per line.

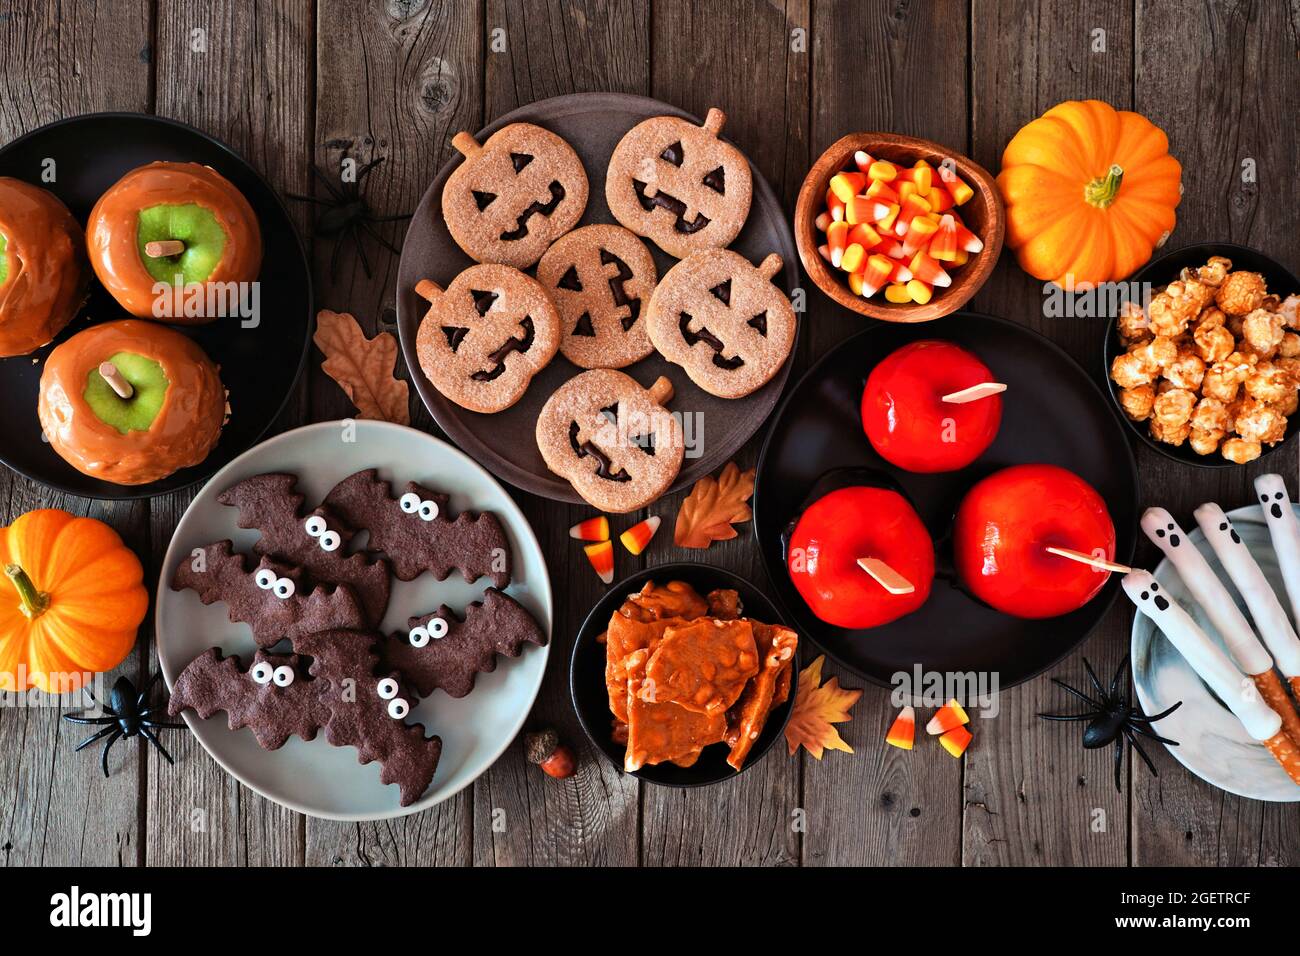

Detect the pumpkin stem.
xmin=5 ymin=564 xmax=50 ymax=620
xmin=1084 ymin=164 xmax=1124 ymax=209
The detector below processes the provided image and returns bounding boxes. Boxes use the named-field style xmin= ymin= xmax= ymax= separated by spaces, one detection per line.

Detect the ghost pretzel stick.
xmin=322 ymin=468 xmax=511 ymax=586
xmin=381 ymin=588 xmax=547 ymax=698
xmin=170 ymin=541 xmax=367 ymax=647
xmin=1140 ymin=507 xmax=1300 ymax=746
xmin=1122 ymin=570 xmax=1300 ymax=785
xmin=1254 ymin=474 xmax=1300 ymax=702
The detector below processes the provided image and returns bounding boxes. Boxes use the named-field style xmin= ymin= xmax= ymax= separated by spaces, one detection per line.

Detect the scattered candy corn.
xmin=569 ymin=516 xmax=610 ymax=542
xmin=885 ymin=705 xmax=916 ymax=750
xmin=926 ymin=698 xmax=971 ymax=735
xmin=584 ymin=540 xmax=614 ymax=585
xmin=938 ymin=724 xmax=973 ymax=757
xmin=814 ymin=151 xmax=983 ymax=305
xmin=619 ymin=516 xmax=661 ymax=555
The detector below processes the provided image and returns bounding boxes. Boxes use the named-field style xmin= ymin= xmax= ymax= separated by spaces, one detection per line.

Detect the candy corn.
xmin=584 ymin=540 xmax=614 ymax=585
xmin=569 ymin=516 xmax=609 ymax=542
xmin=852 ymin=149 xmax=874 ymax=173
xmin=885 ymin=706 xmax=916 ymax=750
xmin=909 ymin=249 xmax=952 ymax=288
xmin=619 ymin=516 xmax=660 ymax=556
xmin=829 ymin=171 xmax=867 ymax=203
xmin=928 ymin=214 xmax=959 ymax=262
xmin=884 ymin=283 xmax=911 ymax=304
xmin=938 ymin=725 xmax=973 ymax=757
xmin=926 ymin=698 xmax=970 ymax=735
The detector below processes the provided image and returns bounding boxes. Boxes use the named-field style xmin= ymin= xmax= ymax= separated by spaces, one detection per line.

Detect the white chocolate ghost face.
xmin=1255 ymin=473 xmax=1290 ymax=521
xmin=1194 ymin=502 xmax=1243 ymax=547
xmin=1123 ymin=569 xmax=1172 ymax=614
xmin=1140 ymin=507 xmax=1187 ymax=551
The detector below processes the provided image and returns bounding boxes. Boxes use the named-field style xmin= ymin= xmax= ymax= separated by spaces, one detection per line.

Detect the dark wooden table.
xmin=2 ymin=0 xmax=1297 ymax=867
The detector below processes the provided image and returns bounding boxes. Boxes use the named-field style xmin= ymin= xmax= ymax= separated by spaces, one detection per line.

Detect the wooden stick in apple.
xmin=1122 ymin=569 xmax=1300 ymax=785
xmin=856 ymin=557 xmax=914 ymax=595
xmin=143 ymin=240 xmax=186 ymax=258
xmin=1044 ymin=546 xmax=1131 ymax=574
xmin=1253 ymin=474 xmax=1300 ymax=702
xmin=96 ymin=361 xmax=134 ymax=400
xmin=1140 ymin=507 xmax=1300 ymax=747
xmin=940 ymin=382 xmax=1007 ymax=404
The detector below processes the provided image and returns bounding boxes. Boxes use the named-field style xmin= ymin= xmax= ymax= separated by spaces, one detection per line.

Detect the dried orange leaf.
xmin=314 ymin=309 xmax=409 ymax=425
xmin=673 ymin=461 xmax=755 ymax=549
xmin=785 ymin=654 xmax=862 ymax=759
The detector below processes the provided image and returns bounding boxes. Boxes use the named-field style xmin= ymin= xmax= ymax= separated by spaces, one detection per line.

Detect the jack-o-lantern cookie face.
xmin=647 ymin=250 xmax=795 ymax=399
xmin=442 ymin=123 xmax=589 ymax=269
xmin=414 ymin=263 xmax=561 ymax=413
xmin=536 ymin=224 xmax=657 ymax=369
xmin=536 ymin=369 xmax=685 ymax=513
xmin=605 ymin=108 xmax=753 ymax=260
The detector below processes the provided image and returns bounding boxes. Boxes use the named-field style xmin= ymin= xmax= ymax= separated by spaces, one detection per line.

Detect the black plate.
xmin=1102 ymin=241 xmax=1300 ymax=468
xmin=0 ymin=113 xmax=312 ymax=499
xmin=569 ymin=562 xmax=799 ymax=787
xmin=753 ymin=313 xmax=1139 ymax=689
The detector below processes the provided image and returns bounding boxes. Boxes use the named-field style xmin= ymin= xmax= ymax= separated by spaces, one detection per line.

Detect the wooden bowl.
xmin=795 ymin=133 xmax=1005 ymax=323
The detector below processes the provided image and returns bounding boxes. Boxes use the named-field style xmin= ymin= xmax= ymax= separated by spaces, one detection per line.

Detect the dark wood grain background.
xmin=1 ymin=0 xmax=1296 ymax=867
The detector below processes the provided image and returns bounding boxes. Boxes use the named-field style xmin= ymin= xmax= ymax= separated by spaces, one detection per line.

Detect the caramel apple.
xmin=861 ymin=340 xmax=1003 ymax=473
xmin=87 ymin=162 xmax=261 ymax=322
xmin=0 ymin=177 xmax=89 ymax=357
xmin=787 ymin=485 xmax=935 ymax=629
xmin=38 ymin=319 xmax=226 ymax=485
xmin=953 ymin=464 xmax=1116 ymax=619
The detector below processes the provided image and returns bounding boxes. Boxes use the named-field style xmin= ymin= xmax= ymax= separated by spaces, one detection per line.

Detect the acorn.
xmin=525 ymin=728 xmax=576 ymax=779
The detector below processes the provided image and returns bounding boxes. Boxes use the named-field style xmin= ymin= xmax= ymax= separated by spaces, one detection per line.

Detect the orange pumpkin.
xmin=997 ymin=100 xmax=1182 ymax=287
xmin=0 ymin=510 xmax=147 ymax=693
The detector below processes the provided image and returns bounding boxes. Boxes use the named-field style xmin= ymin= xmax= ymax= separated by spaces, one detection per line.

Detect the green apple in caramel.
xmin=38 ymin=320 xmax=226 ymax=486
xmin=87 ymin=161 xmax=262 ymax=323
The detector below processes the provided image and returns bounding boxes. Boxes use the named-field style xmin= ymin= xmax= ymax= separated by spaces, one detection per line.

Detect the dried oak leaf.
xmin=785 ymin=655 xmax=862 ymax=759
xmin=314 ymin=309 xmax=409 ymax=424
xmin=674 ymin=461 xmax=755 ymax=549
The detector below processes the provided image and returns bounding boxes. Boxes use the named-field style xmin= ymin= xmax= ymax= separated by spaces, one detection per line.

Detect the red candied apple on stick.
xmin=787 ymin=486 xmax=934 ymax=629
xmin=954 ymin=464 xmax=1117 ymax=619
xmin=861 ymin=340 xmax=1004 ymax=473
xmin=1123 ymin=570 xmax=1300 ymax=786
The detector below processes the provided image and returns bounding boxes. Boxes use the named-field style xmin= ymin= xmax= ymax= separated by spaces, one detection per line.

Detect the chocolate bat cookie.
xmin=381 ymin=588 xmax=547 ymax=698
xmin=172 ymin=541 xmax=368 ymax=647
xmin=168 ymin=647 xmax=329 ymax=750
xmin=294 ymin=630 xmax=443 ymax=806
xmin=218 ymin=473 xmax=392 ymax=626
xmin=322 ymin=468 xmax=512 ymax=587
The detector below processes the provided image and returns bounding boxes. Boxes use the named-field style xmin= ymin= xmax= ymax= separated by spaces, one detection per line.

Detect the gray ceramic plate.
xmin=396 ymin=92 xmax=800 ymax=503
xmin=1132 ymin=503 xmax=1300 ymax=802
xmin=156 ymin=420 xmax=552 ymax=820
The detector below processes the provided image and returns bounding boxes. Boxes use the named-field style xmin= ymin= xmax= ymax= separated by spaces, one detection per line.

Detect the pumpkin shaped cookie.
xmin=606 ymin=108 xmax=752 ymax=259
xmin=536 ymin=224 xmax=657 ymax=369
xmin=536 ymin=369 xmax=684 ymax=512
xmin=646 ymin=250 xmax=795 ymax=399
xmin=414 ymin=264 xmax=561 ymax=413
xmin=441 ymin=123 xmax=588 ymax=268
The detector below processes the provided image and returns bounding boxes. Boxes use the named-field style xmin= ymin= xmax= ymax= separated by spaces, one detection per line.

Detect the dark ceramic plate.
xmin=0 ymin=112 xmax=312 ymax=499
xmin=396 ymin=93 xmax=799 ymax=503
xmin=753 ymin=313 xmax=1139 ymax=689
xmin=1101 ymin=241 xmax=1300 ymax=468
xmin=569 ymin=562 xmax=799 ymax=787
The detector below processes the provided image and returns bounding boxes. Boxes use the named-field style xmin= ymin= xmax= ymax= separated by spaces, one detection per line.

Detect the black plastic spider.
xmin=63 ymin=672 xmax=185 ymax=777
xmin=1038 ymin=656 xmax=1182 ymax=792
xmin=287 ymin=156 xmax=411 ymax=280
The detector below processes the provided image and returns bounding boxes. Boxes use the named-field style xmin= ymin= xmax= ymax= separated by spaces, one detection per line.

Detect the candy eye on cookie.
xmin=374 ymin=676 xmax=410 ymax=720
xmin=398 ymin=491 xmax=440 ymax=521
xmin=408 ymin=617 xmax=448 ymax=647
xmin=250 ymin=661 xmax=275 ymax=685
xmin=302 ymin=514 xmax=342 ymax=552
xmin=254 ymin=567 xmax=296 ymax=599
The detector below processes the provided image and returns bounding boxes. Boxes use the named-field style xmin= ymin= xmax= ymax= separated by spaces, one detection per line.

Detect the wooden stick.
xmin=941 ymin=382 xmax=1007 ymax=404
xmin=98 ymin=362 xmax=133 ymax=399
xmin=857 ymin=557 xmax=914 ymax=594
xmin=1045 ymin=546 xmax=1131 ymax=574
xmin=144 ymin=239 xmax=186 ymax=257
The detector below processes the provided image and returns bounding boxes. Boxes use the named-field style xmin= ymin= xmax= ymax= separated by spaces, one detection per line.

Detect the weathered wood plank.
xmin=1130 ymin=0 xmax=1300 ymax=866
xmin=965 ymin=0 xmax=1133 ymax=867
xmin=146 ymin=0 xmax=313 ymax=866
xmin=0 ymin=0 xmax=150 ymax=868
xmin=303 ymin=0 xmax=482 ymax=867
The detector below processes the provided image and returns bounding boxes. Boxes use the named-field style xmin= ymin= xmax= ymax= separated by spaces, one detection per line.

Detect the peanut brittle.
xmin=644 ymin=618 xmax=759 ymax=716
xmin=725 ymin=622 xmax=798 ymax=770
xmin=624 ymin=647 xmax=727 ymax=770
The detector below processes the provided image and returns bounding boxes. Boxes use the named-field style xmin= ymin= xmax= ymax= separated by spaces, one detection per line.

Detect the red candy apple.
xmin=788 ymin=486 xmax=934 ymax=629
xmin=953 ymin=464 xmax=1116 ymax=619
xmin=861 ymin=340 xmax=1003 ymax=473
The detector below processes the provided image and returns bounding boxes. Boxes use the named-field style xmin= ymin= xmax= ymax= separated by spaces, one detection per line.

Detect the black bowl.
xmin=0 ymin=112 xmax=313 ymax=499
xmin=753 ymin=312 xmax=1139 ymax=688
xmin=569 ymin=562 xmax=800 ymax=787
xmin=1102 ymin=241 xmax=1300 ymax=468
